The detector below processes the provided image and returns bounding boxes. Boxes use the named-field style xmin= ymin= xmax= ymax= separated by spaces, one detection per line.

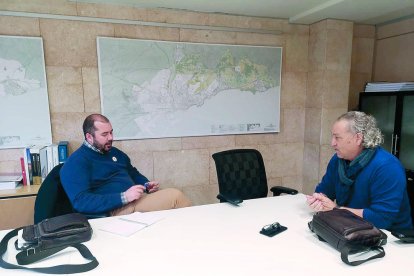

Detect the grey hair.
xmin=337 ymin=111 xmax=383 ymax=148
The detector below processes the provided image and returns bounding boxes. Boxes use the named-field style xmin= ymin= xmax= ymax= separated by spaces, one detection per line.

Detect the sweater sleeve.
xmin=362 ymin=161 xmax=406 ymax=229
xmin=60 ymin=154 xmax=123 ymax=214
xmin=125 ymin=155 xmax=149 ymax=185
xmin=315 ymin=155 xmax=338 ymax=201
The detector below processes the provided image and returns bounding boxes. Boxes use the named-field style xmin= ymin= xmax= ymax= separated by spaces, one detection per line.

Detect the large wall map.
xmin=97 ymin=37 xmax=282 ymax=140
xmin=0 ymin=36 xmax=52 ymax=149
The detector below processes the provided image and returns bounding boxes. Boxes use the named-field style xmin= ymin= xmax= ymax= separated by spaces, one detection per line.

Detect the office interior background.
xmin=0 ymin=0 xmax=413 ymax=206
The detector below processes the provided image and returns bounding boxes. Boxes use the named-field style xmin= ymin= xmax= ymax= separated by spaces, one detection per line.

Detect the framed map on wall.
xmin=0 ymin=35 xmax=52 ymax=149
xmin=97 ymin=37 xmax=282 ymax=140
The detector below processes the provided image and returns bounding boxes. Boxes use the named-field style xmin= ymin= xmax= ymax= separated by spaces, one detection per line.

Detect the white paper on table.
xmin=119 ymin=211 xmax=165 ymax=226
xmin=98 ymin=219 xmax=147 ymax=237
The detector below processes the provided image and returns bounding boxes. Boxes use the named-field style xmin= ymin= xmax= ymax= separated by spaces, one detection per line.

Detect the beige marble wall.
xmin=349 ymin=24 xmax=375 ymax=110
xmin=303 ymin=20 xmax=353 ymax=194
xmin=349 ymin=18 xmax=413 ymax=112
xmin=374 ymin=18 xmax=414 ymax=82
xmin=0 ymin=1 xmax=351 ymax=206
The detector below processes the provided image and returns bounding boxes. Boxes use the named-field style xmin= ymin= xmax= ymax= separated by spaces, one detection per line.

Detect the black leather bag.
xmin=0 ymin=213 xmax=99 ymax=274
xmin=308 ymin=208 xmax=387 ymax=266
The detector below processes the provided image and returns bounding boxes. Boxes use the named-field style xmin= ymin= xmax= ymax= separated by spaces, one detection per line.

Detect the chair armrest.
xmin=217 ymin=194 xmax=243 ymax=206
xmin=270 ymin=186 xmax=298 ymax=196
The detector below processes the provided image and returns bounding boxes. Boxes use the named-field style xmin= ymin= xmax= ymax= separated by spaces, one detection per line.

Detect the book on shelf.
xmin=29 ymin=145 xmax=44 ymax=185
xmin=39 ymin=146 xmax=48 ymax=182
xmin=20 ymin=143 xmax=65 ymax=186
xmin=43 ymin=143 xmax=61 ymax=176
xmin=0 ymin=174 xmax=23 ymax=190
xmin=58 ymin=141 xmax=69 ymax=164
xmin=51 ymin=144 xmax=59 ymax=168
xmin=20 ymin=157 xmax=27 ymax=186
xmin=22 ymin=146 xmax=33 ymax=185
xmin=46 ymin=144 xmax=54 ymax=176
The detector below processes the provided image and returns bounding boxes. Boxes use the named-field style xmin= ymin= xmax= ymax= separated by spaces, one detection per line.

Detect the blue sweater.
xmin=316 ymin=147 xmax=412 ymax=231
xmin=60 ymin=144 xmax=149 ymax=214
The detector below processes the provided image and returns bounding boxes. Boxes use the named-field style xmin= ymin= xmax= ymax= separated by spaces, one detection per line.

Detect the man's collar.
xmin=83 ymin=140 xmax=104 ymax=154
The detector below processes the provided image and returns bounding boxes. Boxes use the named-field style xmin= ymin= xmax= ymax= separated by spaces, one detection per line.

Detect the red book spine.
xmin=20 ymin=157 xmax=27 ymax=186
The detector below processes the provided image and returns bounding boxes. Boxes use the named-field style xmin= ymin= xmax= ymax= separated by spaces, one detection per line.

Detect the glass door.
xmin=359 ymin=93 xmax=397 ymax=154
xmin=399 ymin=95 xmax=414 ymax=171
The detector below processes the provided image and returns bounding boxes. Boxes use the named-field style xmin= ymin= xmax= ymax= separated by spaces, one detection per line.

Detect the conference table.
xmin=1 ymin=194 xmax=413 ymax=275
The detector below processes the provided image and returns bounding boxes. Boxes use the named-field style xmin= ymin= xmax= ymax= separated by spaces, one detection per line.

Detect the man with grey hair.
xmin=307 ymin=111 xmax=412 ymax=230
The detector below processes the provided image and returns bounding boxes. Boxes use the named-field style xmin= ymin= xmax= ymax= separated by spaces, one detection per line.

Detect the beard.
xmin=93 ymin=140 xmax=112 ymax=153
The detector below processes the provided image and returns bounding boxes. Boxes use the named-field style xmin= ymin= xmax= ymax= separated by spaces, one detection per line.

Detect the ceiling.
xmin=71 ymin=0 xmax=414 ymax=25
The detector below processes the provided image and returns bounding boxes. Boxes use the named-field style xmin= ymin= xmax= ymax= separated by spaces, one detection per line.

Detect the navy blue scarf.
xmin=337 ymin=147 xmax=377 ymax=206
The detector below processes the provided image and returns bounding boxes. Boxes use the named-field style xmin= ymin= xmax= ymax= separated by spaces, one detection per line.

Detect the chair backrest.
xmin=406 ymin=170 xmax=414 ymax=227
xmin=212 ymin=149 xmax=268 ymax=201
xmin=34 ymin=163 xmax=73 ymax=224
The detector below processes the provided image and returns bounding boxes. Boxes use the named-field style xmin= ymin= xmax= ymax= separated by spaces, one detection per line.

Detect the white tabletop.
xmin=1 ymin=194 xmax=413 ymax=275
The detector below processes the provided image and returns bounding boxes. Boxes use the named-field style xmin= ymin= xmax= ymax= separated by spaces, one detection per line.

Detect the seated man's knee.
xmin=164 ymin=188 xmax=192 ymax=207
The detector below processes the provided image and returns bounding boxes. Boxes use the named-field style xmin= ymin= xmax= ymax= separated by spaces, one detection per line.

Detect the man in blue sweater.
xmin=60 ymin=114 xmax=192 ymax=216
xmin=306 ymin=111 xmax=412 ymax=231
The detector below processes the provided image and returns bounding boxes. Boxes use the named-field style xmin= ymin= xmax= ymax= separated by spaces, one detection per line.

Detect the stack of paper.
xmin=365 ymin=82 xmax=414 ymax=92
xmin=99 ymin=212 xmax=165 ymax=237
xmin=0 ymin=174 xmax=23 ymax=190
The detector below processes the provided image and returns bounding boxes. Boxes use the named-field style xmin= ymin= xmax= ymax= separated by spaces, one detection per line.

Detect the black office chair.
xmin=212 ymin=149 xmax=298 ymax=203
xmin=34 ymin=163 xmax=73 ymax=223
xmin=34 ymin=163 xmax=108 ymax=223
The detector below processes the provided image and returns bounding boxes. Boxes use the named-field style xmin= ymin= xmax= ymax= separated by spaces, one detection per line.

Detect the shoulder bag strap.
xmin=0 ymin=228 xmax=99 ymax=274
xmin=340 ymin=245 xmax=385 ymax=266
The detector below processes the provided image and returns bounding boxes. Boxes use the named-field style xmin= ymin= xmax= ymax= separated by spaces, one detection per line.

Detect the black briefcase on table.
xmin=308 ymin=208 xmax=387 ymax=266
xmin=0 ymin=213 xmax=98 ymax=274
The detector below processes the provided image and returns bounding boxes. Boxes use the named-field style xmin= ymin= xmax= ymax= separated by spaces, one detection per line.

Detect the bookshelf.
xmin=0 ymin=185 xmax=41 ymax=230
xmin=0 ymin=141 xmax=69 ymax=230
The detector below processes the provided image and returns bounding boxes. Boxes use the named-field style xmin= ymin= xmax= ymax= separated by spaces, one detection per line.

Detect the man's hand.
xmin=306 ymin=193 xmax=336 ymax=212
xmin=125 ymin=185 xmax=146 ymax=203
xmin=306 ymin=194 xmax=323 ymax=211
xmin=146 ymin=181 xmax=160 ymax=193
